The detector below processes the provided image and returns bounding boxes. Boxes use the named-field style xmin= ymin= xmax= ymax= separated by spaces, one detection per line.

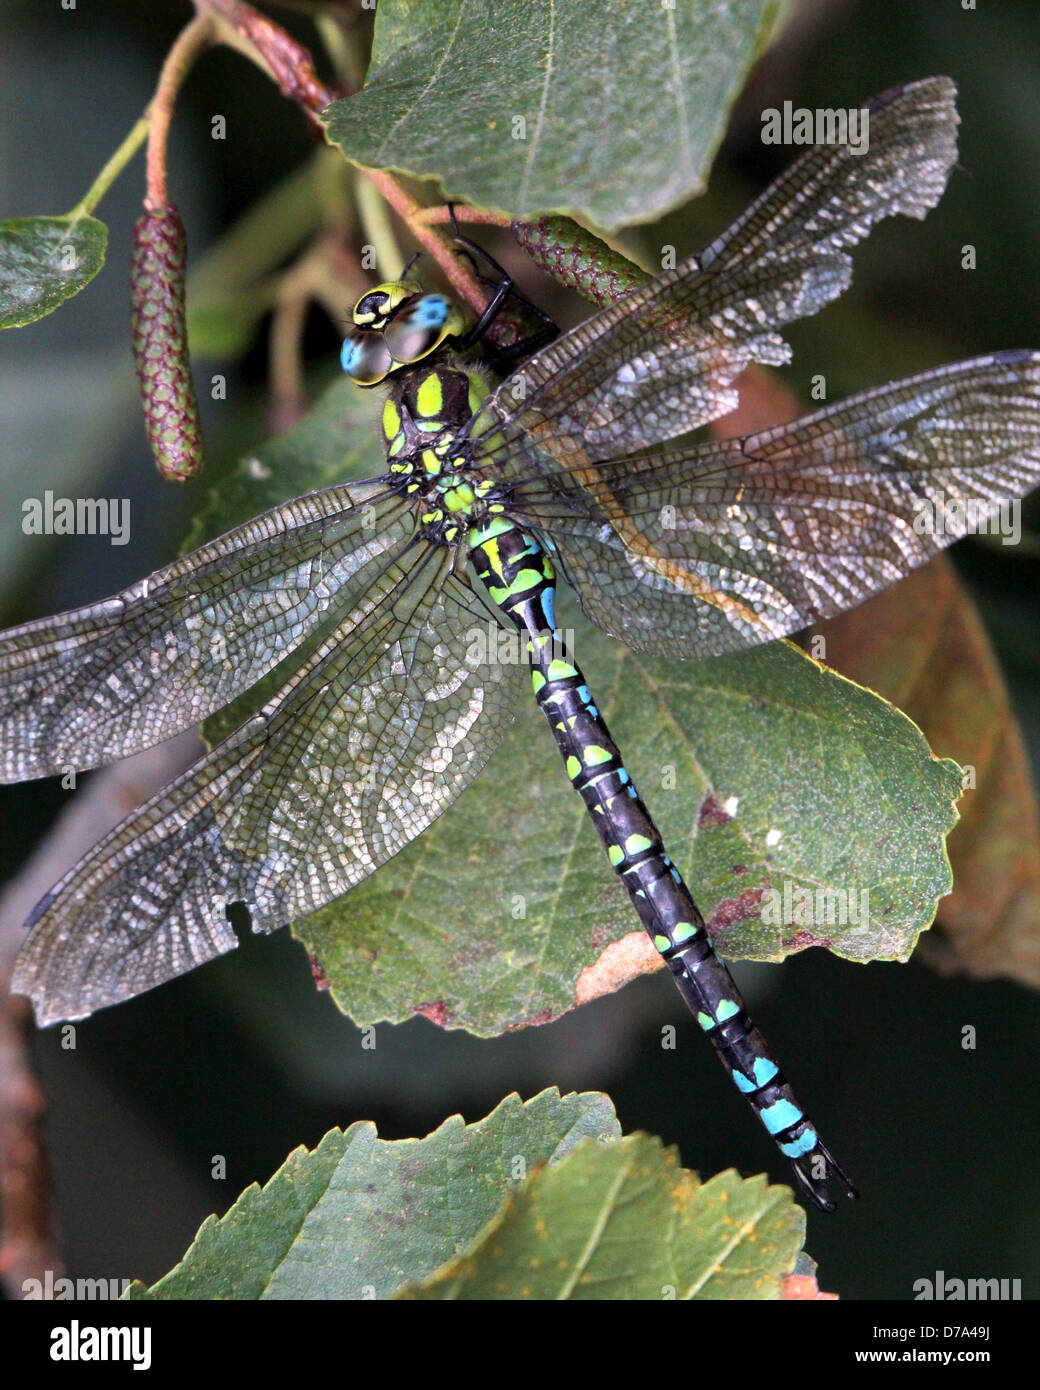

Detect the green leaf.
xmin=192 ymin=375 xmax=962 ymax=1037
xmin=399 ymin=1134 xmax=804 ymax=1300
xmin=305 ymin=629 xmax=960 ymax=1032
xmin=0 ymin=214 xmax=107 ymax=328
xmin=123 ymin=1089 xmax=620 ymax=1300
xmin=324 ymin=0 xmax=778 ymax=231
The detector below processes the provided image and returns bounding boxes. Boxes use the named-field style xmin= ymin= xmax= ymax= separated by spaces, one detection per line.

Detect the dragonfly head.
xmin=341 ymin=280 xmax=465 ymax=387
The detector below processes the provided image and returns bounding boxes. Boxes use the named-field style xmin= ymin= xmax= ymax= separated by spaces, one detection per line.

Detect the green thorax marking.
xmin=382 ymin=361 xmax=507 ymax=543
xmin=382 ymin=363 xmax=492 ymax=465
xmin=467 ymin=515 xmax=556 ymax=610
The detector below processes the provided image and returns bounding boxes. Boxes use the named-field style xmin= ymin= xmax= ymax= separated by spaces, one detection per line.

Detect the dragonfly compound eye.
xmin=384 ymin=294 xmax=462 ymax=365
xmin=340 ymin=330 xmax=395 ymax=386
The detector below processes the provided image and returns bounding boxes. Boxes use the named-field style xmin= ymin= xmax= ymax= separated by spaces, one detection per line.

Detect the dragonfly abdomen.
xmin=469 ymin=516 xmax=857 ymax=1211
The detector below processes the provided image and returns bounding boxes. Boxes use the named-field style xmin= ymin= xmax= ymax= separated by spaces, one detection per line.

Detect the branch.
xmin=146 ymin=14 xmax=216 ymax=210
xmin=199 ymin=0 xmax=337 ymax=125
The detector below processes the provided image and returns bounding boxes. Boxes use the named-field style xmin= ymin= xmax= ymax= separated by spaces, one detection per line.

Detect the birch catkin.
xmin=130 ymin=203 xmax=205 ymax=481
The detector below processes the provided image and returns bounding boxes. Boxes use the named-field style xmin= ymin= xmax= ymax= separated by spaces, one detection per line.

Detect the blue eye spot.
xmin=414 ymin=295 xmax=450 ymax=330
xmin=340 ymin=338 xmax=362 ymax=375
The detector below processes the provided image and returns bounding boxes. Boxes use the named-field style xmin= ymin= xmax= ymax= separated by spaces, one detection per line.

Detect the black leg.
xmin=447 ymin=205 xmax=516 ymax=286
xmin=399 ymin=250 xmax=422 ymax=279
xmin=457 ymin=275 xmax=516 ymax=349
xmin=446 ymin=205 xmax=560 ymax=361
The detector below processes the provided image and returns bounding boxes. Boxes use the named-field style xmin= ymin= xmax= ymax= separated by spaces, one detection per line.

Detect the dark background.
xmin=1 ymin=0 xmax=1037 ymax=1300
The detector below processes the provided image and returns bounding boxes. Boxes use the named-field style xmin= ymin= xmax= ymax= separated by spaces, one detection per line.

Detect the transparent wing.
xmin=0 ymin=480 xmax=411 ymax=781
xmin=482 ymin=77 xmax=958 ymax=461
xmin=505 ymin=353 xmax=1040 ymax=658
xmin=12 ymin=546 xmax=524 ymax=1024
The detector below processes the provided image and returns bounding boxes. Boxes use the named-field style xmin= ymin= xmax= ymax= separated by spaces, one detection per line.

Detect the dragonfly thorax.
xmin=381 ymin=363 xmax=508 ymax=544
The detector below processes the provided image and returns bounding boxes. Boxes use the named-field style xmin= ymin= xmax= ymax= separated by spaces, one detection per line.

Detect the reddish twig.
xmin=358 ymin=169 xmax=490 ymax=318
xmin=145 ymin=14 xmax=215 ymax=210
xmin=414 ymin=205 xmax=511 ymax=229
xmin=200 ymin=0 xmax=337 ymax=125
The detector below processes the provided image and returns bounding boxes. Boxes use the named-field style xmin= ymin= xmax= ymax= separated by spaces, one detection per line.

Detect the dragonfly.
xmin=4 ymin=77 xmax=1040 ymax=1211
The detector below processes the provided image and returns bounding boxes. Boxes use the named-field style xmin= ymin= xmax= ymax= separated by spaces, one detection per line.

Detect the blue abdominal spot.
xmin=543 ymin=586 xmax=557 ymax=631
xmin=780 ymin=1130 xmax=818 ymax=1159
xmin=760 ymin=1098 xmax=803 ymax=1135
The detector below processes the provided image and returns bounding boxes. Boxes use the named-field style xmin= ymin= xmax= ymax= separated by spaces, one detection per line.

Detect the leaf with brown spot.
xmin=412 ymin=1000 xmax=451 ymax=1027
xmin=708 ymin=886 xmax=771 ymax=936
xmin=575 ymin=931 xmax=661 ymax=1007
xmin=782 ymin=1272 xmax=838 ymax=1300
xmin=721 ymin=366 xmax=1040 ymax=989
xmin=303 ymin=621 xmax=961 ymax=1032
xmin=698 ymin=793 xmax=736 ymax=829
xmin=812 ymin=558 xmax=1040 ymax=989
xmin=398 ymin=1136 xmax=805 ymax=1300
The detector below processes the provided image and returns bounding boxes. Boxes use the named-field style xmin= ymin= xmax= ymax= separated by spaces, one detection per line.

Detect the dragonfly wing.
xmin=0 ymin=480 xmax=411 ymax=781
xmin=12 ymin=547 xmax=524 ymax=1024
xmin=512 ymin=352 xmax=1040 ymax=658
xmin=485 ymin=77 xmax=958 ymax=460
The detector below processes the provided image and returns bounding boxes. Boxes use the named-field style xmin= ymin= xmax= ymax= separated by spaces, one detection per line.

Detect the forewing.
xmin=509 ymin=353 xmax=1040 ymax=658
xmin=11 ymin=547 xmax=525 ymax=1024
xmin=483 ymin=77 xmax=958 ymax=463
xmin=0 ymin=480 xmax=412 ymax=780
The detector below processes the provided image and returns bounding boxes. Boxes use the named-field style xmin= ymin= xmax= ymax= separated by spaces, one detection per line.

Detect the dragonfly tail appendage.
xmin=787 ymin=1138 xmax=860 ymax=1213
xmin=664 ymin=946 xmax=860 ymax=1211
xmin=470 ymin=516 xmax=857 ymax=1211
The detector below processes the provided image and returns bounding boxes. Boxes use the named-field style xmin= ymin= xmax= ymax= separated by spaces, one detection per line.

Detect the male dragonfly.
xmin=3 ymin=78 xmax=1038 ymax=1208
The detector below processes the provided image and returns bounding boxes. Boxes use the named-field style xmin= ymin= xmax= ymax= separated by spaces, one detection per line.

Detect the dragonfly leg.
xmin=447 ymin=205 xmax=559 ymax=362
xmin=399 ymin=249 xmax=423 ymax=279
xmin=457 ymin=276 xmax=515 ymax=349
